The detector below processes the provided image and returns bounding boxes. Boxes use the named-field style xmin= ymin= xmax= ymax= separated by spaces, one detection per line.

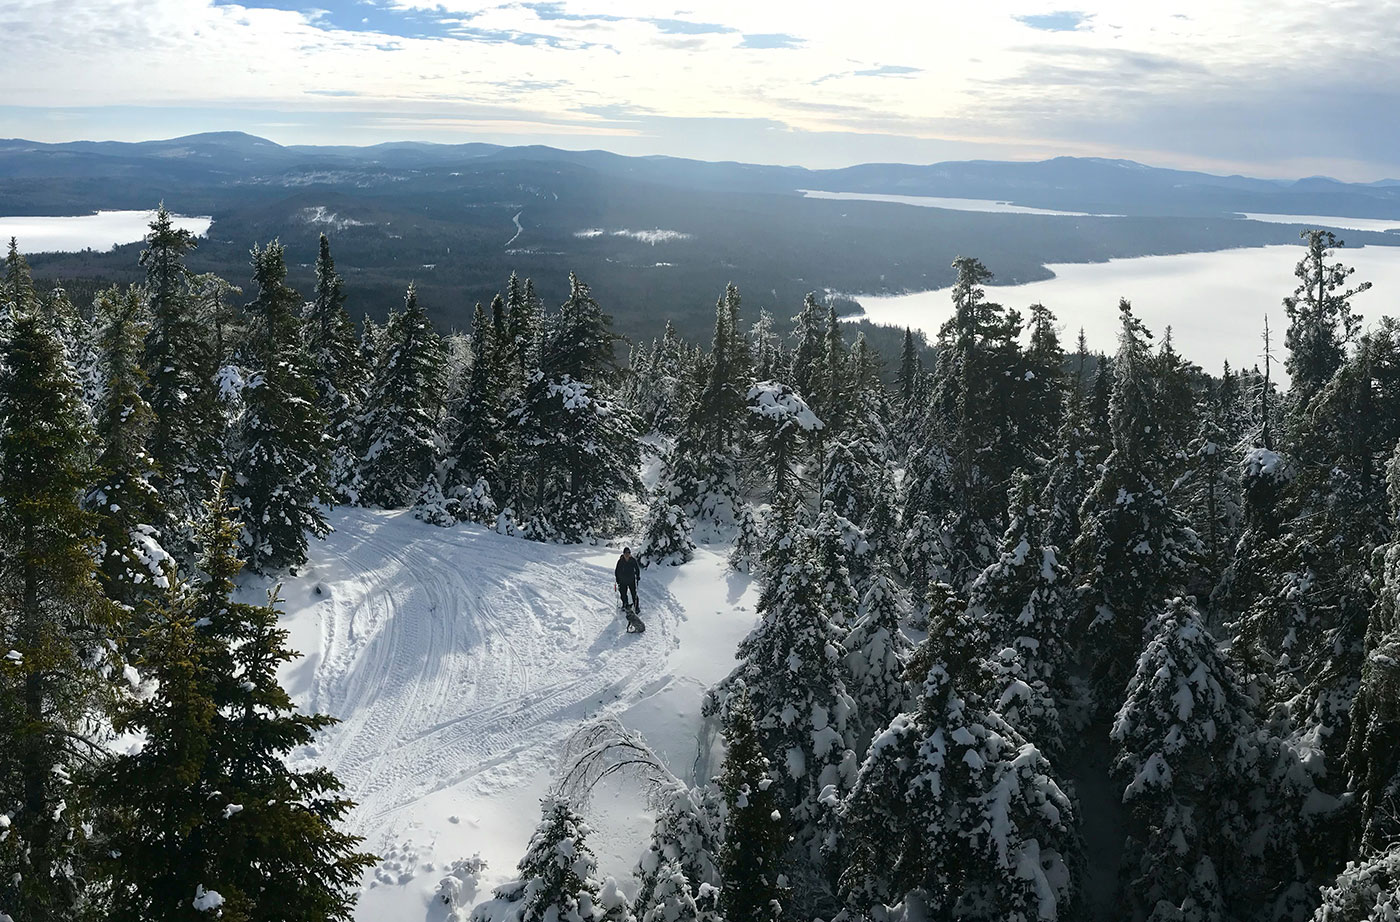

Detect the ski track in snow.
xmin=505 ymin=211 xmax=523 ymax=248
xmin=282 ymin=509 xmax=681 ymax=834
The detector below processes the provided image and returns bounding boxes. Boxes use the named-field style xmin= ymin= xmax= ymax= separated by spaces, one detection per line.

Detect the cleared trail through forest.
xmin=277 ymin=509 xmax=682 ymax=833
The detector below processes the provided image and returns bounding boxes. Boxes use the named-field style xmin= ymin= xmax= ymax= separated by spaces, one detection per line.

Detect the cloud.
xmin=4 ymin=0 xmax=1399 ymax=179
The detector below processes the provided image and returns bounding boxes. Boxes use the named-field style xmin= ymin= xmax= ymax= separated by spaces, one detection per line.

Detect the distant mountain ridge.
xmin=3 ymin=130 xmax=1399 ymax=220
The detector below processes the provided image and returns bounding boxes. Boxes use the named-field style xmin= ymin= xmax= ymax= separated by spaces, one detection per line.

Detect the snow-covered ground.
xmin=253 ymin=509 xmax=759 ymax=920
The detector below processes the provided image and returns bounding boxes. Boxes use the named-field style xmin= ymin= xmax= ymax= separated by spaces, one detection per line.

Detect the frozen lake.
xmin=0 ymin=210 xmax=212 ymax=254
xmin=799 ymin=189 xmax=1114 ymax=217
xmin=854 ymin=244 xmax=1400 ymax=376
xmin=1237 ymin=212 xmax=1400 ymax=235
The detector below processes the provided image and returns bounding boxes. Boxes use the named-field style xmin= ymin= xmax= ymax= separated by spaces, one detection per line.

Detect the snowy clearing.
xmin=255 ymin=509 xmax=758 ymax=920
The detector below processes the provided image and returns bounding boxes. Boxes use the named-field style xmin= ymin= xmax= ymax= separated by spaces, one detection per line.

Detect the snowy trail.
xmin=505 ymin=211 xmax=523 ymax=247
xmin=275 ymin=509 xmax=681 ymax=831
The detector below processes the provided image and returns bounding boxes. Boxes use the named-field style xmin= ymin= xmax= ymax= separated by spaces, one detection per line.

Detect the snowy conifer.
xmin=746 ymin=380 xmax=821 ymax=500
xmin=839 ymin=662 xmax=1077 ymax=922
xmin=728 ymin=502 xmax=762 ymax=573
xmin=1073 ymin=300 xmax=1201 ymax=698
xmin=232 ymin=240 xmax=330 ymax=573
xmin=843 ymin=566 xmax=912 ymax=755
xmin=0 ymin=309 xmax=116 ymax=919
xmin=640 ymin=494 xmax=695 ymax=567
xmin=86 ymin=285 xmax=172 ymax=609
xmin=451 ymin=301 xmax=508 ymax=504
xmin=140 ymin=206 xmax=222 ymax=555
xmin=1110 ymin=598 xmax=1294 ymax=922
xmin=716 ymin=684 xmax=786 ymax=922
xmin=359 ymin=284 xmax=447 ymax=508
xmin=963 ymin=471 xmax=1071 ymax=750
xmin=633 ymin=786 xmax=722 ymax=922
xmin=477 ymin=798 xmax=621 ymax=922
xmin=304 ymin=233 xmax=365 ymax=503
xmin=1284 ymin=230 xmax=1369 ymax=422
xmin=1312 ymin=847 xmax=1400 ymax=922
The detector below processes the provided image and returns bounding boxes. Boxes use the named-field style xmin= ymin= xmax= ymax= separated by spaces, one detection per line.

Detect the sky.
xmin=2 ymin=0 xmax=1398 ymax=180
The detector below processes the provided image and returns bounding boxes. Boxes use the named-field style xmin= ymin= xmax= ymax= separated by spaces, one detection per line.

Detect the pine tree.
xmin=0 ymin=310 xmax=116 ymax=921
xmin=1311 ymin=847 xmax=1400 ymax=922
xmin=716 ymin=684 xmax=786 ymax=922
xmin=1022 ymin=302 xmax=1066 ymax=461
xmin=1073 ymin=300 xmax=1200 ymax=700
xmin=896 ymin=326 xmax=921 ymax=410
xmin=86 ymin=285 xmax=172 ymax=610
xmin=103 ymin=476 xmax=374 ymax=921
xmin=1176 ymin=416 xmax=1242 ymax=592
xmin=303 ymin=233 xmax=365 ymax=504
xmin=839 ymin=661 xmax=1077 ymax=922
xmin=233 ymin=240 xmax=330 ymax=573
xmin=512 ymin=274 xmax=640 ymax=540
xmin=358 ymin=284 xmax=447 ymax=508
xmin=140 ymin=204 xmax=220 ymax=547
xmin=790 ymin=293 xmax=827 ymax=406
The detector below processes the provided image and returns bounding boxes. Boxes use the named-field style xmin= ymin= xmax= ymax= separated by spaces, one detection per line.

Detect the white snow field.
xmin=256 ymin=508 xmax=759 ymax=920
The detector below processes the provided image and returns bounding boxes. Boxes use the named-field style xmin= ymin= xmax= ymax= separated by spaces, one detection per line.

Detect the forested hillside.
xmin=2 ymin=207 xmax=1399 ymax=922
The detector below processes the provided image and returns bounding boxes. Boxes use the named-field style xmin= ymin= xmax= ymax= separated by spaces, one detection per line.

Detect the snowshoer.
xmin=615 ymin=547 xmax=641 ymax=614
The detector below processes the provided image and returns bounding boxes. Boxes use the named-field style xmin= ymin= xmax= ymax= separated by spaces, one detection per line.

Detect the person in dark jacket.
xmin=615 ymin=547 xmax=641 ymax=613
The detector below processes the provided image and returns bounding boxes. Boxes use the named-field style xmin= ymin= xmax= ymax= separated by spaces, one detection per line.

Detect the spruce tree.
xmin=303 ymin=233 xmax=365 ymax=504
xmin=716 ymin=523 xmax=857 ymax=884
xmin=450 ymin=301 xmax=507 ymax=503
xmin=486 ymin=798 xmax=623 ymax=922
xmin=639 ymin=494 xmax=696 ymax=567
xmin=140 ymin=204 xmax=219 ymax=546
xmin=963 ymin=471 xmax=1072 ymax=752
xmin=1111 ymin=597 xmax=1314 ymax=922
xmin=1284 ymin=229 xmax=1370 ymax=422
xmin=842 ymin=566 xmax=911 ymax=755
xmin=86 ymin=285 xmax=172 ymax=610
xmin=633 ymin=786 xmax=722 ymax=922
xmin=1177 ymin=416 xmax=1242 ymax=593
xmin=745 ymin=381 xmax=821 ymax=500
xmin=233 ymin=241 xmax=330 ymax=572
xmin=717 ymin=685 xmax=786 ymax=922
xmin=358 ymin=284 xmax=446 ymax=508
xmin=103 ymin=476 xmax=373 ymax=921
xmin=0 ymin=311 xmax=115 ymax=921
xmin=1073 ymin=300 xmax=1200 ymax=700
xmin=789 ymin=293 xmax=826 ymax=406
xmin=839 ymin=660 xmax=1077 ymax=922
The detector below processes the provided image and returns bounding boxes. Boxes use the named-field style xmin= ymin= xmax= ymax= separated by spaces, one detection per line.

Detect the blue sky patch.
xmin=738 ymin=33 xmax=804 ymax=49
xmin=1015 ymin=10 xmax=1090 ymax=31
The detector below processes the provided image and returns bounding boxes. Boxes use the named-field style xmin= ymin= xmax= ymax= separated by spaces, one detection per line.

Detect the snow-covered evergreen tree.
xmin=716 ymin=684 xmax=786 ymax=922
xmin=1176 ymin=416 xmax=1243 ymax=592
xmin=86 ymin=285 xmax=172 ymax=610
xmin=839 ymin=662 xmax=1077 ymax=922
xmin=1312 ymin=847 xmax=1400 ymax=922
xmin=140 ymin=205 xmax=221 ymax=555
xmin=450 ymin=300 xmax=508 ymax=504
xmin=474 ymin=798 xmax=628 ymax=922
xmin=713 ymin=521 xmax=857 ymax=896
xmin=728 ymin=502 xmax=762 ymax=573
xmin=303 ymin=233 xmax=365 ymax=504
xmin=745 ymin=380 xmax=821 ymax=500
xmin=639 ymin=495 xmax=695 ymax=567
xmin=358 ymin=283 xmax=447 ymax=508
xmin=1073 ymin=300 xmax=1201 ymax=699
xmin=843 ymin=566 xmax=911 ymax=755
xmin=232 ymin=240 xmax=330 ymax=573
xmin=963 ymin=471 xmax=1071 ymax=751
xmin=633 ymin=786 xmax=722 ymax=922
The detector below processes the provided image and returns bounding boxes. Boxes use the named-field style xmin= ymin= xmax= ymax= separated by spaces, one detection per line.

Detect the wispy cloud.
xmin=4 ymin=0 xmax=1399 ymax=179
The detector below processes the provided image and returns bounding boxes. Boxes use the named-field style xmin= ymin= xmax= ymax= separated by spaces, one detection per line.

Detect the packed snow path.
xmin=275 ymin=509 xmax=682 ymax=831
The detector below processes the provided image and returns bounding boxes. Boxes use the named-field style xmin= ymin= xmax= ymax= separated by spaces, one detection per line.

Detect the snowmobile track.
xmin=285 ymin=510 xmax=681 ymax=836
